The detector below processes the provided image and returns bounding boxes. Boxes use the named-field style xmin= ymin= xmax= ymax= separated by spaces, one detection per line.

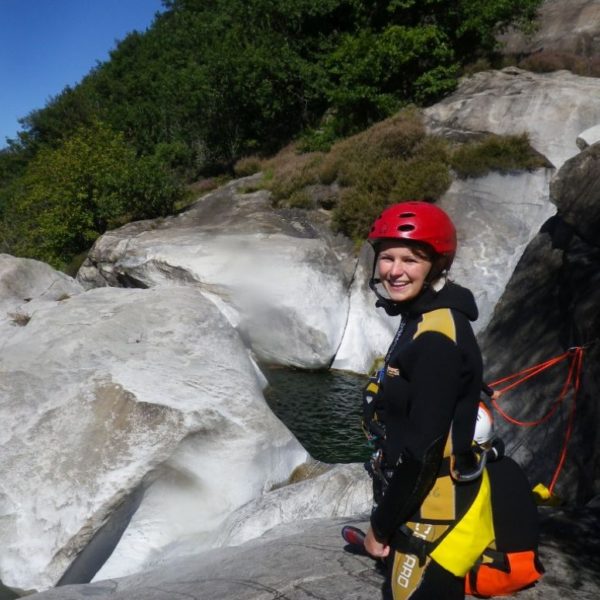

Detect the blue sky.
xmin=0 ymin=0 xmax=165 ymax=149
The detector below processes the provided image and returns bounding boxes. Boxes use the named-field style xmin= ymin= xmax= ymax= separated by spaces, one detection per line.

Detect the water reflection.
xmin=262 ymin=366 xmax=371 ymax=464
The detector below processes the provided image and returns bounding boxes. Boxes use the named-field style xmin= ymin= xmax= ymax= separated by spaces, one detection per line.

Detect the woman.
xmin=361 ymin=201 xmax=494 ymax=600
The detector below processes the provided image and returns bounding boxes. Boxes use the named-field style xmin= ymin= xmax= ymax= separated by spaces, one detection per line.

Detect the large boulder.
xmin=440 ymin=170 xmax=555 ymax=333
xmin=77 ymin=179 xmax=355 ymax=370
xmin=214 ymin=462 xmax=371 ymax=550
xmin=479 ymin=143 xmax=600 ymax=504
xmin=97 ymin=462 xmax=371 ymax=578
xmin=499 ymin=0 xmax=600 ymax=58
xmin=424 ymin=67 xmax=600 ymax=170
xmin=0 ymin=284 xmax=307 ymax=591
xmin=0 ymin=254 xmax=83 ymax=323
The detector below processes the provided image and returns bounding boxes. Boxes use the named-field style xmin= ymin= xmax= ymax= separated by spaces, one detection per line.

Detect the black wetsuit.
xmin=367 ymin=282 xmax=492 ymax=600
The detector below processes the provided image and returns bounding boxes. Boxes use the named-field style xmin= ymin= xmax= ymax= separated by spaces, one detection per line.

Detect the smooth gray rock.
xmin=97 ymin=462 xmax=371 ymax=582
xmin=77 ymin=178 xmax=355 ymax=370
xmin=440 ymin=170 xmax=555 ymax=334
xmin=499 ymin=0 xmax=600 ymax=58
xmin=23 ymin=504 xmax=600 ymax=600
xmin=0 ymin=254 xmax=83 ymax=323
xmin=0 ymin=286 xmax=307 ymax=590
xmin=24 ymin=518 xmax=383 ymax=600
xmin=551 ymin=142 xmax=600 ymax=242
xmin=424 ymin=67 xmax=600 ymax=170
xmin=576 ymin=123 xmax=600 ymax=149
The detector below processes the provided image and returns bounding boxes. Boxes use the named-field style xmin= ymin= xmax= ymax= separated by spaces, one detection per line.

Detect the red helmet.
xmin=368 ymin=201 xmax=457 ymax=265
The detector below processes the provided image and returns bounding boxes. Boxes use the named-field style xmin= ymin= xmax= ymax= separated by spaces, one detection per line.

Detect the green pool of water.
xmin=262 ymin=366 xmax=372 ymax=464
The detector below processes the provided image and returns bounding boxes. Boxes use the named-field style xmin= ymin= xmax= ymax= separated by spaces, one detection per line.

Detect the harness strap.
xmin=389 ymin=524 xmax=443 ymax=566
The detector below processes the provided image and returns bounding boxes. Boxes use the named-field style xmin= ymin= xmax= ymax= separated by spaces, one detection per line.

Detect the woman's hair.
xmin=375 ymin=238 xmax=437 ymax=262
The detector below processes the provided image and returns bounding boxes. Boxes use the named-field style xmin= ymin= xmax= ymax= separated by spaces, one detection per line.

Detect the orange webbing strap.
xmin=465 ymin=550 xmax=544 ymax=597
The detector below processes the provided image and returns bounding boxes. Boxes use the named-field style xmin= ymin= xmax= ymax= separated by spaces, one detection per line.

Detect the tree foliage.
xmin=7 ymin=0 xmax=543 ymax=165
xmin=1 ymin=121 xmax=182 ymax=268
xmin=0 ymin=0 xmax=544 ymax=267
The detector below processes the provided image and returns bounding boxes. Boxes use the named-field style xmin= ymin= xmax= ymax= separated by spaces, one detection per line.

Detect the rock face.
xmin=24 ymin=504 xmax=600 ymax=600
xmin=105 ymin=462 xmax=372 ymax=575
xmin=331 ymin=243 xmax=400 ymax=373
xmin=0 ymin=283 xmax=307 ymax=590
xmin=213 ymin=462 xmax=371 ymax=551
xmin=424 ymin=67 xmax=600 ymax=170
xmin=577 ymin=123 xmax=600 ymax=149
xmin=499 ymin=0 xmax=600 ymax=58
xmin=479 ymin=142 xmax=600 ymax=504
xmin=77 ymin=179 xmax=356 ymax=370
xmin=0 ymin=254 xmax=83 ymax=322
xmin=439 ymin=170 xmax=555 ymax=333
xmin=77 ymin=68 xmax=600 ymax=373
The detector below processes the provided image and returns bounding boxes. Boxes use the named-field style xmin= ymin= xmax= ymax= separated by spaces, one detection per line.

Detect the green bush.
xmin=332 ymin=187 xmax=388 ymax=244
xmin=391 ymin=159 xmax=452 ymax=202
xmin=1 ymin=121 xmax=183 ymax=268
xmin=233 ymin=156 xmax=264 ymax=177
xmin=318 ymin=108 xmax=426 ymax=186
xmin=256 ymin=108 xmax=454 ymax=241
xmin=286 ymin=189 xmax=316 ymax=210
xmin=325 ymin=110 xmax=454 ymax=240
xmin=450 ymin=133 xmax=548 ymax=178
xmin=260 ymin=146 xmax=324 ymax=203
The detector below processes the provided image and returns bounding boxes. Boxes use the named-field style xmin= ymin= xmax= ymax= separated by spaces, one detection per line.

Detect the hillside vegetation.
xmin=240 ymin=109 xmax=546 ymax=243
xmin=0 ymin=0 xmax=543 ymax=269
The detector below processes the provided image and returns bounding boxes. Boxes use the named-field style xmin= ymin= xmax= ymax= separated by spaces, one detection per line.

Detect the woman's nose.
xmin=389 ymin=260 xmax=404 ymax=276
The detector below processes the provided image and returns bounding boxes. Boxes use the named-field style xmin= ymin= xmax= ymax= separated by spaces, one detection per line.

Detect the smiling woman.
xmin=359 ymin=201 xmax=492 ymax=600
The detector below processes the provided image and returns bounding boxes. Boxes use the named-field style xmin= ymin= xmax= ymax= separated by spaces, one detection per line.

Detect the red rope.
xmin=488 ymin=347 xmax=585 ymax=494
xmin=548 ymin=348 xmax=584 ymax=494
xmin=489 ymin=352 xmax=569 ymax=396
xmin=489 ymin=351 xmax=575 ymax=427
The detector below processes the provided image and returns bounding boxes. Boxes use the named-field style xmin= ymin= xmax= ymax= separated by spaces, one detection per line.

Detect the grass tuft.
xmin=9 ymin=312 xmax=31 ymax=326
xmin=450 ymin=133 xmax=548 ymax=179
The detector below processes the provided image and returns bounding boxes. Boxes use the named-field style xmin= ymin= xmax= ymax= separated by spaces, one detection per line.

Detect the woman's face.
xmin=377 ymin=241 xmax=433 ymax=303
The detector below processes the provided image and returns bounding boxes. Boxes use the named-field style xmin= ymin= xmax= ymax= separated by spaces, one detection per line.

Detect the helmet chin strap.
xmin=368 ymin=276 xmax=405 ymax=316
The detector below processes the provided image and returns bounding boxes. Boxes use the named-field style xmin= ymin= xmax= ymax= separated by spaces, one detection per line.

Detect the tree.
xmin=1 ymin=121 xmax=182 ymax=268
xmin=326 ymin=24 xmax=458 ymax=134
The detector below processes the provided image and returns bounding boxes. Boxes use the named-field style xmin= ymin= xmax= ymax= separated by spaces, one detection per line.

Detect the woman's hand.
xmin=364 ymin=527 xmax=390 ymax=558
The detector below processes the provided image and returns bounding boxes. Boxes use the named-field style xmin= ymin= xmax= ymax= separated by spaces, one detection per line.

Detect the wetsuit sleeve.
xmin=370 ymin=332 xmax=462 ymax=543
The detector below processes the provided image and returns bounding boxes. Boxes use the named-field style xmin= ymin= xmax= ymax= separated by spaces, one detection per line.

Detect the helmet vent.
xmin=399 ymin=212 xmax=416 ymax=218
xmin=398 ymin=224 xmax=415 ymax=232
